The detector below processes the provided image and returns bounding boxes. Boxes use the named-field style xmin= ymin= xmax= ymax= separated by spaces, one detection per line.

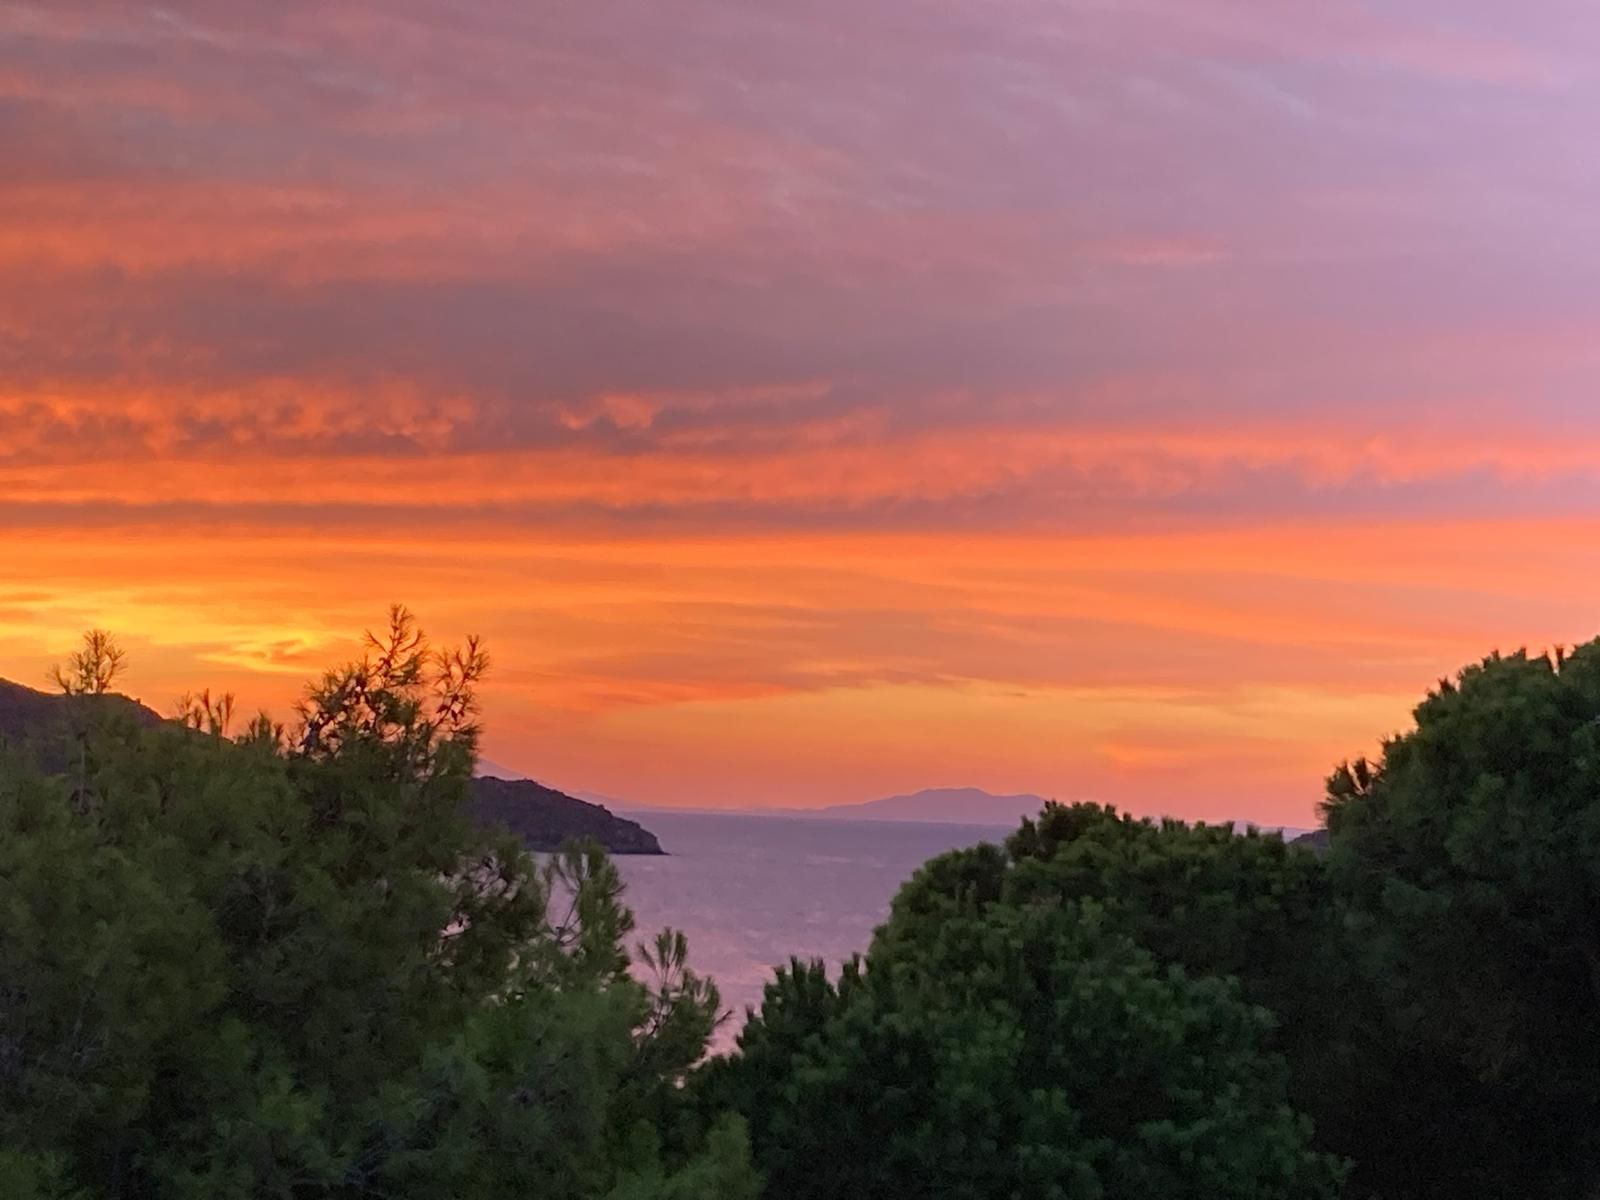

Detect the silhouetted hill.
xmin=0 ymin=678 xmax=164 ymax=770
xmin=0 ymin=677 xmax=663 ymax=854
xmin=468 ymin=775 xmax=664 ymax=854
xmin=820 ymin=786 xmax=1050 ymax=825
xmin=0 ymin=676 xmax=164 ymax=730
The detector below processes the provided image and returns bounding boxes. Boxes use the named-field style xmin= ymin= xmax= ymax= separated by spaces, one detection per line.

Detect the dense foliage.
xmin=704 ymin=812 xmax=1353 ymax=1198
xmin=1325 ymin=644 xmax=1600 ymax=1197
xmin=12 ymin=620 xmax=1600 ymax=1199
xmin=872 ymin=807 xmax=1472 ymax=1200
xmin=702 ymin=904 xmax=1346 ymax=1200
xmin=0 ymin=610 xmax=755 ymax=1200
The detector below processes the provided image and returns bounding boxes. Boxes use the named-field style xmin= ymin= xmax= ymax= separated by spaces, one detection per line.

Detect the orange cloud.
xmin=4 ymin=411 xmax=1600 ymax=510
xmin=5 ymin=0 xmax=1599 ymax=829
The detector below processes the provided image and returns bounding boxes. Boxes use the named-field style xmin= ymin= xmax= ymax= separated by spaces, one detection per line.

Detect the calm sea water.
xmin=610 ymin=810 xmax=1012 ymax=1041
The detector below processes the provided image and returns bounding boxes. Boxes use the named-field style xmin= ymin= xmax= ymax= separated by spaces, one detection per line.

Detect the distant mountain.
xmin=475 ymin=758 xmax=530 ymax=782
xmin=0 ymin=678 xmax=663 ymax=855
xmin=573 ymin=788 xmax=639 ymax=810
xmin=820 ymin=786 xmax=1051 ymax=826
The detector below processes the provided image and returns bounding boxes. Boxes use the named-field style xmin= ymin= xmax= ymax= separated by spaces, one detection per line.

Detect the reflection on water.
xmin=611 ymin=810 xmax=1012 ymax=1046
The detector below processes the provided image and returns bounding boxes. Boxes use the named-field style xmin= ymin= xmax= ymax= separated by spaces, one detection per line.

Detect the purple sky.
xmin=4 ymin=2 xmax=1600 ymax=820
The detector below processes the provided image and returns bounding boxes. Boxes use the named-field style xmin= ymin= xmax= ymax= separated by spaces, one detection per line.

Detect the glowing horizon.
xmin=6 ymin=1 xmax=1600 ymax=825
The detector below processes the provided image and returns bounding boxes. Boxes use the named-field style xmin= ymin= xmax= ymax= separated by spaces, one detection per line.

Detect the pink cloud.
xmin=5 ymin=0 xmax=1600 ymax=820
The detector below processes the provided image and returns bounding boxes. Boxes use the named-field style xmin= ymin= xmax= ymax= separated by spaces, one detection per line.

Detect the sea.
xmin=609 ymin=810 xmax=1012 ymax=1046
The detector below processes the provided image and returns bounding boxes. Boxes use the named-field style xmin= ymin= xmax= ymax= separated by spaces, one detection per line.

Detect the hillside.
xmin=0 ymin=677 xmax=663 ymax=854
xmin=0 ymin=678 xmax=163 ymax=771
xmin=820 ymin=786 xmax=1051 ymax=825
xmin=0 ymin=676 xmax=164 ymax=730
xmin=468 ymin=775 xmax=663 ymax=854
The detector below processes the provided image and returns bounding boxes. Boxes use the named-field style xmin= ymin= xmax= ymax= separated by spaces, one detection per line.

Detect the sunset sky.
xmin=5 ymin=2 xmax=1600 ymax=824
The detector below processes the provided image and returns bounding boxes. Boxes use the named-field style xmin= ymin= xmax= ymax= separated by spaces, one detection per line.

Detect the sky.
xmin=4 ymin=1 xmax=1600 ymax=825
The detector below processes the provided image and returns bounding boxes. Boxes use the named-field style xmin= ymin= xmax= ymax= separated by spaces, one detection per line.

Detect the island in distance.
xmin=816 ymin=788 xmax=1319 ymax=841
xmin=816 ymin=786 xmax=1323 ymax=843
xmin=816 ymin=786 xmax=1050 ymax=825
xmin=591 ymin=781 xmax=1324 ymax=844
xmin=582 ymin=784 xmax=1051 ymax=826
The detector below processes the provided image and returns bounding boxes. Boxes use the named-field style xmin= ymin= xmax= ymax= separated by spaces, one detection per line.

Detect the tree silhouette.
xmin=48 ymin=629 xmax=127 ymax=696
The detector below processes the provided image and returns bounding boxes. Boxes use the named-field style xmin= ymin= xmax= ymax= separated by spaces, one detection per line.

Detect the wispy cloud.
xmin=3 ymin=0 xmax=1599 ymax=820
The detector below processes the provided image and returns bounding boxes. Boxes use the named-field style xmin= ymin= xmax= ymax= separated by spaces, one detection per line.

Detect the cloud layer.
xmin=4 ymin=0 xmax=1600 ymax=821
